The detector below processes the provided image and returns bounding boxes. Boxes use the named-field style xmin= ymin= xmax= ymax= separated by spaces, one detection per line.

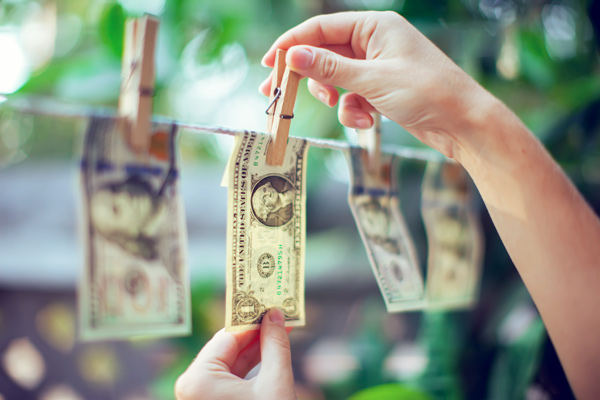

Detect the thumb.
xmin=256 ymin=308 xmax=294 ymax=385
xmin=286 ymin=45 xmax=368 ymax=94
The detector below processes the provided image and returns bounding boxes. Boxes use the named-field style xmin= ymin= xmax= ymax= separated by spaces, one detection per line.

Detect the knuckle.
xmin=380 ymin=10 xmax=405 ymax=27
xmin=270 ymin=330 xmax=292 ymax=353
xmin=305 ymin=14 xmax=321 ymax=26
xmin=174 ymin=375 xmax=188 ymax=400
xmin=306 ymin=78 xmax=320 ymax=93
xmin=320 ymin=54 xmax=340 ymax=81
xmin=174 ymin=374 xmax=201 ymax=400
xmin=382 ymin=10 xmax=401 ymax=20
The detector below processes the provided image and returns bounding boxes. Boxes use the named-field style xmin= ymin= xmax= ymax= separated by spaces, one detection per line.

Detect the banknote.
xmin=421 ymin=161 xmax=483 ymax=310
xmin=79 ymin=116 xmax=190 ymax=340
xmin=225 ymin=132 xmax=308 ymax=331
xmin=347 ymin=147 xmax=425 ymax=312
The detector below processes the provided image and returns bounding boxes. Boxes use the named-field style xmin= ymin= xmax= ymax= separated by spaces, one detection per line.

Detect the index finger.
xmin=261 ymin=12 xmax=372 ymax=67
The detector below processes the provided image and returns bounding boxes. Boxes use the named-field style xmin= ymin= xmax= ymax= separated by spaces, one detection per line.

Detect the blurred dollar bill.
xmin=347 ymin=147 xmax=425 ymax=312
xmin=79 ymin=116 xmax=190 ymax=340
xmin=421 ymin=161 xmax=484 ymax=310
xmin=225 ymin=132 xmax=308 ymax=331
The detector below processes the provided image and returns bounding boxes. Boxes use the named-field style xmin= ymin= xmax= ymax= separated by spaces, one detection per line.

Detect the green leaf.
xmin=487 ymin=302 xmax=547 ymax=400
xmin=349 ymin=383 xmax=434 ymax=400
xmin=99 ymin=3 xmax=126 ymax=58
xmin=518 ymin=29 xmax=556 ymax=89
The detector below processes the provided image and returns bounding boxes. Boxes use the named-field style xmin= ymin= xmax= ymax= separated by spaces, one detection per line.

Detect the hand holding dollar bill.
xmin=224 ymin=132 xmax=309 ymax=331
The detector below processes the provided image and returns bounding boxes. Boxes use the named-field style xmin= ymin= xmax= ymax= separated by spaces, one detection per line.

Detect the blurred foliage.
xmin=412 ymin=313 xmax=464 ymax=400
xmin=348 ymin=383 xmax=434 ymax=400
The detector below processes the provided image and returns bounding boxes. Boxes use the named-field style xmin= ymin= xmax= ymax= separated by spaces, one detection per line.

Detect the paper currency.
xmin=225 ymin=132 xmax=308 ymax=331
xmin=79 ymin=116 xmax=190 ymax=340
xmin=421 ymin=161 xmax=483 ymax=309
xmin=347 ymin=147 xmax=425 ymax=312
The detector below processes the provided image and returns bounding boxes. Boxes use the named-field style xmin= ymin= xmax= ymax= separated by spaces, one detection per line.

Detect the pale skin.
xmin=177 ymin=11 xmax=600 ymax=399
xmin=175 ymin=309 xmax=296 ymax=400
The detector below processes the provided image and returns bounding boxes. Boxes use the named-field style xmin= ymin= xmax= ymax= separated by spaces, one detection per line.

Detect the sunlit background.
xmin=1 ymin=0 xmax=599 ymax=399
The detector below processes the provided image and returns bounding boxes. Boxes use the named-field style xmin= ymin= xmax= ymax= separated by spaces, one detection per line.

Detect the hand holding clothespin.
xmin=357 ymin=113 xmax=382 ymax=174
xmin=118 ymin=15 xmax=159 ymax=154
xmin=265 ymin=49 xmax=300 ymax=166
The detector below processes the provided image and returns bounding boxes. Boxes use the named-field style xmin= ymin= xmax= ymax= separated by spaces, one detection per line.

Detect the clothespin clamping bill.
xmin=357 ymin=113 xmax=382 ymax=174
xmin=265 ymin=49 xmax=300 ymax=166
xmin=118 ymin=14 xmax=159 ymax=154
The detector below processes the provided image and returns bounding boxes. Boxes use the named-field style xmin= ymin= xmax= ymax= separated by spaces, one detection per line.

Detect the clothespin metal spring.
xmin=265 ymin=87 xmax=294 ymax=120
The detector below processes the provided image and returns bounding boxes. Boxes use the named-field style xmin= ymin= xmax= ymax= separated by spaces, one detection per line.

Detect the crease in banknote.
xmin=347 ymin=146 xmax=425 ymax=312
xmin=79 ymin=116 xmax=191 ymax=340
xmin=421 ymin=161 xmax=484 ymax=310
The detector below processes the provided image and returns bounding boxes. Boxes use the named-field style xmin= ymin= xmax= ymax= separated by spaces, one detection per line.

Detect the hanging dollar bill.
xmin=225 ymin=132 xmax=308 ymax=331
xmin=79 ymin=116 xmax=190 ymax=340
xmin=421 ymin=161 xmax=483 ymax=310
xmin=347 ymin=147 xmax=425 ymax=312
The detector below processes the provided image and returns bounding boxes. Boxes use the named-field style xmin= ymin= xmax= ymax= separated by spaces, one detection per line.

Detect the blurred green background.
xmin=1 ymin=0 xmax=599 ymax=399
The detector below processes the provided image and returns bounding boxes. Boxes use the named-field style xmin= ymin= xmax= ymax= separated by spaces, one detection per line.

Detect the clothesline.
xmin=0 ymin=95 xmax=448 ymax=162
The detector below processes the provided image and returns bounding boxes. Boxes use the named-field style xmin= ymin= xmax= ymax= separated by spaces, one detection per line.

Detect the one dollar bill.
xmin=347 ymin=147 xmax=425 ymax=312
xmin=225 ymin=132 xmax=308 ymax=331
xmin=421 ymin=161 xmax=483 ymax=310
xmin=79 ymin=116 xmax=190 ymax=340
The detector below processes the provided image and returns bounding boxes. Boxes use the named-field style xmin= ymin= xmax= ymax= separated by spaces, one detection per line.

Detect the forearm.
xmin=456 ymin=95 xmax=600 ymax=399
xmin=263 ymin=9 xmax=600 ymax=397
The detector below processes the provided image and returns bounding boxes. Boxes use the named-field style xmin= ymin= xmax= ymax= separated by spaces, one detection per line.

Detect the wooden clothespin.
xmin=265 ymin=49 xmax=300 ymax=166
xmin=118 ymin=14 xmax=159 ymax=154
xmin=357 ymin=113 xmax=382 ymax=174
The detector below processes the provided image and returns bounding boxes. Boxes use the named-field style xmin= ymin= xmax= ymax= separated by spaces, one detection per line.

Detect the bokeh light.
xmin=39 ymin=385 xmax=83 ymax=400
xmin=0 ymin=33 xmax=30 ymax=94
xmin=35 ymin=303 xmax=75 ymax=353
xmin=542 ymin=2 xmax=578 ymax=59
xmin=2 ymin=338 xmax=46 ymax=390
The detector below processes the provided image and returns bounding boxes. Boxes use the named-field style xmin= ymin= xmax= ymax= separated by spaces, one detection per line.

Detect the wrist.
xmin=451 ymin=89 xmax=534 ymax=176
xmin=452 ymin=87 xmax=558 ymax=220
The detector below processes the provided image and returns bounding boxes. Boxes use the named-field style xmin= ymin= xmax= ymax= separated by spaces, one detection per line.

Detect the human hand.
xmin=175 ymin=308 xmax=296 ymax=400
xmin=260 ymin=11 xmax=500 ymax=161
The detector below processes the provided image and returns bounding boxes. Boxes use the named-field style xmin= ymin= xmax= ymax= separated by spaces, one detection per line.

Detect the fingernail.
xmin=356 ymin=118 xmax=371 ymax=129
xmin=269 ymin=308 xmax=285 ymax=326
xmin=290 ymin=47 xmax=313 ymax=70
xmin=261 ymin=57 xmax=267 ymax=67
xmin=318 ymin=91 xmax=329 ymax=105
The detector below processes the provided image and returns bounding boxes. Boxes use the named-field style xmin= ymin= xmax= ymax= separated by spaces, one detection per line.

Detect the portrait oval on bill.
xmin=251 ymin=175 xmax=295 ymax=227
xmin=357 ymin=199 xmax=390 ymax=241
